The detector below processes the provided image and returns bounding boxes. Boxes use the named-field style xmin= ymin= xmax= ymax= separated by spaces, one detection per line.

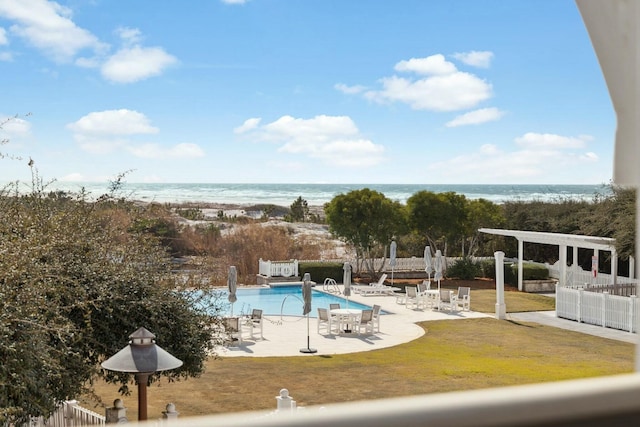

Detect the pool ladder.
xmin=323 ymin=278 xmax=341 ymax=294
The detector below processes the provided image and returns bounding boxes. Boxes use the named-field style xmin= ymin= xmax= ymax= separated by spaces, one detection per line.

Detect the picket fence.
xmin=556 ymin=285 xmax=639 ymax=333
xmin=27 ymin=400 xmax=105 ymax=427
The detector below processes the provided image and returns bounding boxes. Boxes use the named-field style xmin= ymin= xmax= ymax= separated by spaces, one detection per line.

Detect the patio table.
xmin=330 ymin=308 xmax=362 ymax=334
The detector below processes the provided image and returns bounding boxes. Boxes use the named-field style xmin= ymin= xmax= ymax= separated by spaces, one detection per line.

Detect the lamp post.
xmin=101 ymin=327 xmax=183 ymax=421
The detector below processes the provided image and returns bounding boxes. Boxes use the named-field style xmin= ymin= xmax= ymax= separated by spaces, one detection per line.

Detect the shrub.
xmin=447 ymin=257 xmax=481 ymax=280
xmin=299 ymin=262 xmax=344 ymax=283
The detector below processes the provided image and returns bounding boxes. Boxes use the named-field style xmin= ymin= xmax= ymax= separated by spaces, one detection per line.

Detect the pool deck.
xmin=215 ymin=285 xmax=489 ymax=357
xmin=215 ymin=285 xmax=638 ymax=358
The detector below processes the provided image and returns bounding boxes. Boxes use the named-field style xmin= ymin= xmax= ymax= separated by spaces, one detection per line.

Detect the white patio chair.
xmin=317 ymin=308 xmax=336 ymax=334
xmin=249 ymin=308 xmax=264 ymax=339
xmin=405 ymin=286 xmax=424 ymax=309
xmin=456 ymin=287 xmax=471 ymax=311
xmin=222 ymin=317 xmax=243 ymax=346
xmin=372 ymin=304 xmax=382 ymax=332
xmin=357 ymin=309 xmax=375 ymax=335
xmin=438 ymin=289 xmax=458 ymax=313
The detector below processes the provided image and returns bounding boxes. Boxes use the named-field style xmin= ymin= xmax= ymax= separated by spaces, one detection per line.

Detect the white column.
xmin=630 ymin=256 xmax=635 ymax=280
xmin=611 ymin=249 xmax=618 ymax=285
xmin=559 ymin=245 xmax=567 ymax=287
xmin=495 ymin=251 xmax=506 ymax=320
xmin=573 ymin=246 xmax=579 ymax=277
xmin=517 ymin=239 xmax=524 ymax=291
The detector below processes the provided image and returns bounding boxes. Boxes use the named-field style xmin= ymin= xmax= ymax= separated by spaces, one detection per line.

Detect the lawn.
xmin=84 ymin=287 xmax=633 ymax=420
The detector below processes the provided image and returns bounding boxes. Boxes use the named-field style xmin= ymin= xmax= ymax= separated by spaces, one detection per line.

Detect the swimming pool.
xmin=225 ymin=286 xmax=375 ymax=318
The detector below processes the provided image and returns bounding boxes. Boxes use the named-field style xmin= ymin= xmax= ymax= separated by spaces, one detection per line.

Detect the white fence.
xmin=556 ymin=285 xmax=639 ymax=332
xmin=546 ymin=261 xmax=636 ymax=288
xmin=27 ymin=400 xmax=105 ymax=427
xmin=258 ymin=259 xmax=299 ymax=278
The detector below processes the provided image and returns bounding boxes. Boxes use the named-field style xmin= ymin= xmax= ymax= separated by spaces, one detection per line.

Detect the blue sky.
xmin=0 ymin=0 xmax=615 ymax=185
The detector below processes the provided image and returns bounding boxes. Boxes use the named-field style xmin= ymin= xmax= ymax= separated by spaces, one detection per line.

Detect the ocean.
xmin=31 ymin=182 xmax=611 ymax=206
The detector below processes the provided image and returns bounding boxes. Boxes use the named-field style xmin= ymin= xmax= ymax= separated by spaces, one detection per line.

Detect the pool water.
xmin=226 ymin=286 xmax=376 ymax=318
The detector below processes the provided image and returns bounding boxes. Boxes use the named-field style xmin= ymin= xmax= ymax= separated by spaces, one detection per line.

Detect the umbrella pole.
xmin=300 ymin=314 xmax=317 ymax=354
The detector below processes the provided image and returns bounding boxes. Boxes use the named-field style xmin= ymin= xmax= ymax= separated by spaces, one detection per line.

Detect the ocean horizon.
xmin=14 ymin=181 xmax=612 ymax=207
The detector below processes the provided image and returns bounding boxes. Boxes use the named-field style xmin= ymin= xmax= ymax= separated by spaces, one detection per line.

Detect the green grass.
xmin=84 ymin=314 xmax=633 ymax=419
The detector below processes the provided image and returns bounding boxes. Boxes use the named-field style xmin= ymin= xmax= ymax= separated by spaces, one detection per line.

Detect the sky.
xmin=0 ymin=0 xmax=616 ymax=185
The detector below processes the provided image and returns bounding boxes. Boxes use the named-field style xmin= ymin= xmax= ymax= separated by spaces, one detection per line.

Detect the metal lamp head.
xmin=101 ymin=327 xmax=183 ymax=374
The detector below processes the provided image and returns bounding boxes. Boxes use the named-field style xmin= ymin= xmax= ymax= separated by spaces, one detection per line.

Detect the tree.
xmin=462 ymin=198 xmax=505 ymax=256
xmin=324 ymin=188 xmax=406 ymax=277
xmin=406 ymin=191 xmax=468 ymax=256
xmin=286 ymin=196 xmax=310 ymax=222
xmin=0 ymin=172 xmax=223 ymax=425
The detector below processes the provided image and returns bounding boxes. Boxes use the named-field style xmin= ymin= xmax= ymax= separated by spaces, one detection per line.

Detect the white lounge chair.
xmin=369 ymin=273 xmax=388 ymax=287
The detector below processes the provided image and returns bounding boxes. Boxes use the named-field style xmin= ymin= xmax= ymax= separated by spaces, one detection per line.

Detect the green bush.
xmin=299 ymin=262 xmax=345 ymax=283
xmin=512 ymin=263 xmax=550 ymax=280
xmin=480 ymin=259 xmax=496 ymax=279
xmin=479 ymin=260 xmax=548 ymax=284
xmin=447 ymin=257 xmax=482 ymax=280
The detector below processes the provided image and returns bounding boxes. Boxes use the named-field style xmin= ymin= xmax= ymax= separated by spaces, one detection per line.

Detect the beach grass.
xmin=84 ymin=307 xmax=632 ymax=419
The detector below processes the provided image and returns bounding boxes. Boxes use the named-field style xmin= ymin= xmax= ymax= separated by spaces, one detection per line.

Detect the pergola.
xmin=478 ymin=228 xmax=626 ymax=291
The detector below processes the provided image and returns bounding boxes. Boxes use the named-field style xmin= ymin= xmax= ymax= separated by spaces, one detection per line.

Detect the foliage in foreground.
xmin=0 ymin=179 xmax=224 ymax=425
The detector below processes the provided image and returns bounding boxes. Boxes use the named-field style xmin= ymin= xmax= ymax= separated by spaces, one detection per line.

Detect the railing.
xmin=547 ymin=262 xmax=636 ymax=288
xmin=138 ymin=373 xmax=640 ymax=427
xmin=556 ymin=285 xmax=639 ymax=332
xmin=27 ymin=400 xmax=105 ymax=427
xmin=258 ymin=259 xmax=299 ymax=278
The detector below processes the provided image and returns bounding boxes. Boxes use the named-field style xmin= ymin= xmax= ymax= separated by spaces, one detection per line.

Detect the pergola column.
xmin=559 ymin=244 xmax=567 ymax=287
xmin=517 ymin=238 xmax=524 ymax=291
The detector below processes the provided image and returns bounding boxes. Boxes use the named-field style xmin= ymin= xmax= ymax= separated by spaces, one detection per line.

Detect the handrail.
xmin=141 ymin=373 xmax=640 ymax=427
xmin=322 ymin=278 xmax=340 ymax=294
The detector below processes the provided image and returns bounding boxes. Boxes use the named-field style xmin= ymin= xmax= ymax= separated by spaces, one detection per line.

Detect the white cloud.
xmin=101 ymin=45 xmax=177 ymax=83
xmin=237 ymin=114 xmax=385 ymax=167
xmin=581 ymin=152 xmax=599 ymax=161
xmin=334 ymin=83 xmax=367 ymax=95
xmin=221 ymin=0 xmax=249 ymax=4
xmin=67 ymin=109 xmax=159 ymax=135
xmin=0 ymin=27 xmax=8 ymax=44
xmin=429 ymin=132 xmax=599 ymax=183
xmin=515 ymin=132 xmax=587 ymax=149
xmin=366 ymin=72 xmax=492 ymax=112
xmin=115 ymin=27 xmax=142 ymax=45
xmin=0 ymin=0 xmax=106 ymax=62
xmin=234 ymin=117 xmax=261 ymax=134
xmin=445 ymin=107 xmax=505 ymax=127
xmin=344 ymin=53 xmax=494 ymax=112
xmin=126 ymin=142 xmax=205 ymax=159
xmin=0 ymin=51 xmax=12 ymax=61
xmin=67 ymin=109 xmax=204 ymax=160
xmin=394 ymin=54 xmax=457 ymax=75
xmin=67 ymin=109 xmax=158 ymax=154
xmin=452 ymin=51 xmax=494 ymax=68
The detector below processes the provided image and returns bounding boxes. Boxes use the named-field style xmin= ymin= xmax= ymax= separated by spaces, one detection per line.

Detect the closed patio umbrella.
xmin=343 ymin=262 xmax=352 ymax=309
xmin=300 ymin=273 xmax=317 ymax=353
xmin=424 ymin=245 xmax=433 ymax=282
xmin=390 ymin=240 xmax=397 ymax=286
xmin=434 ymin=250 xmax=444 ymax=292
xmin=227 ymin=266 xmax=237 ymax=316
